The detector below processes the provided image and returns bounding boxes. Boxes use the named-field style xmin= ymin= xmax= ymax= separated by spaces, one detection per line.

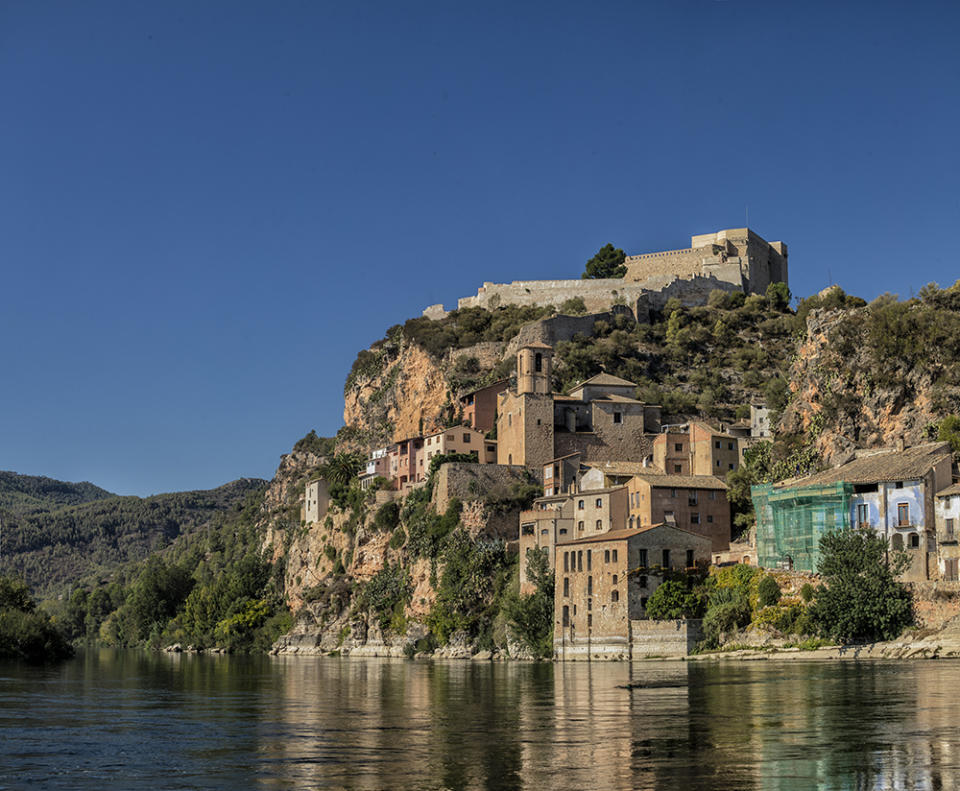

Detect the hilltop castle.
xmin=423 ymin=227 xmax=788 ymax=320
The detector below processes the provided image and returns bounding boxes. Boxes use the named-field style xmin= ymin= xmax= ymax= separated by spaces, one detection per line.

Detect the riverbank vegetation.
xmin=0 ymin=576 xmax=73 ymax=663
xmin=52 ymin=486 xmax=291 ymax=653
xmin=646 ymin=526 xmax=914 ymax=650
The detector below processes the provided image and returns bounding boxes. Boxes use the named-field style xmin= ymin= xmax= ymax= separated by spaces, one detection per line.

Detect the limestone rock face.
xmin=779 ymin=308 xmax=943 ymax=467
xmin=342 ymin=342 xmax=452 ymax=450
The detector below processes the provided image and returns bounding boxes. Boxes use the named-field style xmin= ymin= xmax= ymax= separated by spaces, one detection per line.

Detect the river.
xmin=2 ymin=648 xmax=959 ymax=790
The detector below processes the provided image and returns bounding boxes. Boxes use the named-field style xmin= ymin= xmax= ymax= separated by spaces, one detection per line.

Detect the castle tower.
xmin=517 ymin=343 xmax=553 ymax=395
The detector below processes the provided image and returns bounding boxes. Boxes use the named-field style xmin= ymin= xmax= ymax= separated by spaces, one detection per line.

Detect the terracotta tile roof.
xmin=593 ymin=394 xmax=645 ymax=404
xmin=632 ymin=473 xmax=728 ymax=490
xmin=572 ymin=372 xmax=638 ymax=389
xmin=583 ymin=461 xmax=663 ymax=476
xmin=937 ymin=483 xmax=960 ymax=498
xmin=793 ymin=442 xmax=952 ymax=487
xmin=560 ymin=522 xmax=709 ymax=545
xmin=519 ymin=341 xmax=553 ymax=350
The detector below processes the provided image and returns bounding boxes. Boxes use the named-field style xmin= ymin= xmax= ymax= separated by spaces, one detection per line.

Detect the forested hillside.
xmin=0 ymin=471 xmax=114 ymax=517
xmin=0 ymin=478 xmax=266 ymax=597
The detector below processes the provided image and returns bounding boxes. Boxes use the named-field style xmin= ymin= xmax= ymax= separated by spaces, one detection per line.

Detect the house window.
xmin=563 ymin=552 xmax=569 ymax=571
xmin=707 ymin=515 xmax=713 ymax=523
xmin=910 ymin=533 xmax=920 ymax=548
xmin=691 ymin=513 xmax=700 ymax=525
xmin=638 ymin=549 xmax=647 ymax=567
xmin=728 ymin=442 xmax=734 ymax=450
xmin=614 ymin=412 xmax=622 ymax=424
xmin=595 ymin=519 xmax=602 ymax=530
xmin=664 ymin=511 xmax=675 ymax=523
xmin=587 ymin=598 xmax=592 ymax=611
xmin=587 ymin=551 xmax=592 ymax=571
xmin=559 ymin=528 xmax=568 ymax=535
xmin=857 ymin=503 xmax=869 ymax=527
xmin=535 ymin=353 xmax=542 ymax=372
xmin=895 ymin=481 xmax=904 ymax=489
xmin=671 ymin=489 xmax=677 ymax=498
xmin=587 ymin=577 xmax=593 ymax=595
xmin=612 ymin=549 xmax=618 ymax=562
xmin=947 ymin=519 xmax=955 ymax=537
xmin=686 ymin=549 xmax=695 ymax=567
xmin=639 ymin=575 xmax=648 ymax=588
xmin=578 ymin=500 xmax=584 ymax=509
xmin=641 ymin=597 xmax=648 ymax=610
xmin=611 ymin=590 xmax=619 ymax=603
xmin=898 ymin=503 xmax=910 ymax=526
xmin=709 ymin=491 xmax=716 ymax=500
xmin=946 ymin=559 xmax=959 ymax=581
xmin=508 ymin=414 xmax=512 ymax=427
xmin=463 ymin=433 xmax=471 ymax=443
xmin=714 ymin=440 xmax=721 ymax=449
xmin=562 ymin=605 xmax=570 ymax=626
xmin=578 ymin=520 xmax=584 ymax=531
xmin=612 ymin=574 xmax=618 ymax=585
xmin=604 ymin=550 xmax=610 ymax=562
xmin=587 ymin=613 xmax=592 ymax=628
xmin=596 ymin=498 xmax=603 ymax=508
xmin=662 ymin=549 xmax=671 ymax=567
xmin=577 ymin=551 xmax=583 ymax=571
xmin=563 ymin=577 xmax=569 ymax=597
xmin=540 ymin=528 xmax=548 ymax=535
xmin=674 ymin=465 xmax=682 ymax=473
xmin=689 ymin=491 xmax=698 ymax=505
xmin=675 ymin=443 xmax=683 ymax=452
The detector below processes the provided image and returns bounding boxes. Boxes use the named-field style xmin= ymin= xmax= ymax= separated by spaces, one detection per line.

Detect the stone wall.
xmin=503 ymin=307 xmax=634 ymax=359
xmin=432 ymin=462 xmax=532 ymax=513
xmin=553 ymin=620 xmax=702 ymax=660
xmin=629 ymin=619 xmax=703 ymax=658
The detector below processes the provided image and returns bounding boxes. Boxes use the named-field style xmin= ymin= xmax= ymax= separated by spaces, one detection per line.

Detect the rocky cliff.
xmin=779 ymin=292 xmax=960 ymax=467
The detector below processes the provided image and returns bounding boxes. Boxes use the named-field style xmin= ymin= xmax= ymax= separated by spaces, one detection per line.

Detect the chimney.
xmin=895 ymin=436 xmax=906 ymax=453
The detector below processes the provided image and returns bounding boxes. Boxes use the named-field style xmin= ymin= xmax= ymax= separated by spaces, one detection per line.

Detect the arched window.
xmin=535 ymin=353 xmax=542 ymax=372
xmin=909 ymin=533 xmax=920 ymax=549
xmin=891 ymin=534 xmax=904 ymax=551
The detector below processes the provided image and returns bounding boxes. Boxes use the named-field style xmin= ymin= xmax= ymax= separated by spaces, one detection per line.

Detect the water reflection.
xmin=4 ymin=650 xmax=960 ymax=790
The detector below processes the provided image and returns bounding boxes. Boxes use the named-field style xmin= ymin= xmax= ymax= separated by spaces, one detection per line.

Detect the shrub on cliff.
xmin=810 ymin=527 xmax=913 ymax=644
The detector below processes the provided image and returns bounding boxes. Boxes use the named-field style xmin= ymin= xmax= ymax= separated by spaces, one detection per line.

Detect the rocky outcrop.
xmin=779 ymin=307 xmax=944 ymax=467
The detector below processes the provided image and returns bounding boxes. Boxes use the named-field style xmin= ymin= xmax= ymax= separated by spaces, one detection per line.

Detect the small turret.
xmin=517 ymin=343 xmax=553 ymax=395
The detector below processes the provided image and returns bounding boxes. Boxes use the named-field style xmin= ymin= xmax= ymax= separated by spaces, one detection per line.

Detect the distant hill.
xmin=0 ymin=477 xmax=268 ymax=597
xmin=0 ymin=471 xmax=115 ymax=517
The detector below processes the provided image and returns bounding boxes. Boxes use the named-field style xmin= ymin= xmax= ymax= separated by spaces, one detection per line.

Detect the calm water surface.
xmin=3 ymin=648 xmax=960 ymax=790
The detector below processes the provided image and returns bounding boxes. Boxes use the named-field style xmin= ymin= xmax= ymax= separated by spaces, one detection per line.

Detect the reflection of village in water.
xmin=261 ymin=657 xmax=960 ymax=790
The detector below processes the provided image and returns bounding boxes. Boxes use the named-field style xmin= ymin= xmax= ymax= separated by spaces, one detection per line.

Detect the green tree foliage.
xmin=0 ymin=471 xmax=114 ymax=518
xmin=810 ymin=527 xmax=913 ymax=644
xmin=126 ymin=557 xmax=194 ymax=642
xmin=0 ymin=576 xmax=73 ymax=662
xmin=644 ymin=579 xmax=705 ymax=620
xmin=358 ymin=562 xmax=411 ymax=632
xmin=936 ymin=415 xmax=960 ymax=455
xmin=323 ymin=453 xmax=365 ymax=489
xmin=505 ymin=547 xmax=554 ymax=657
xmin=373 ymin=501 xmax=401 ymax=532
xmin=57 ymin=487 xmax=290 ymax=652
xmin=0 ymin=479 xmax=265 ymax=598
xmin=756 ymin=574 xmax=781 ymax=607
xmin=765 ymin=282 xmax=792 ymax=311
xmin=292 ymin=431 xmax=336 ymax=457
xmin=559 ymin=297 xmax=588 ymax=315
xmin=405 ymin=495 xmax=463 ymax=559
xmin=428 ymin=529 xmax=511 ymax=645
xmin=582 ymin=243 xmax=626 ymax=279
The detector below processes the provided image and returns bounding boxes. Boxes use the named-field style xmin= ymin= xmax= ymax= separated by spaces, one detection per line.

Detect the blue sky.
xmin=2 ymin=1 xmax=959 ymax=495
